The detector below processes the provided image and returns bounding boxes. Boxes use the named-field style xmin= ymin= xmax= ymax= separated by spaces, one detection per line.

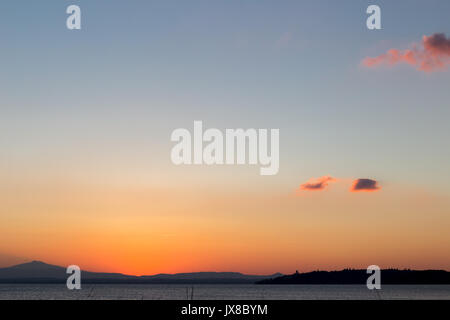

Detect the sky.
xmin=1 ymin=0 xmax=450 ymax=275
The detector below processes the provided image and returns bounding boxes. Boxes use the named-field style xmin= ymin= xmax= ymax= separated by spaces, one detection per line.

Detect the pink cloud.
xmin=298 ymin=176 xmax=337 ymax=192
xmin=362 ymin=33 xmax=450 ymax=73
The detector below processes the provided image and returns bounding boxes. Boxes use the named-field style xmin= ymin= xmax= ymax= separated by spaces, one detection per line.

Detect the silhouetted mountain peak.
xmin=11 ymin=261 xmax=62 ymax=270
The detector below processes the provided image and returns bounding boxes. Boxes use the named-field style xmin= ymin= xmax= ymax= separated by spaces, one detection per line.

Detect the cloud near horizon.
xmin=297 ymin=177 xmax=381 ymax=194
xmin=362 ymin=33 xmax=450 ymax=73
xmin=350 ymin=179 xmax=381 ymax=192
xmin=298 ymin=176 xmax=337 ymax=192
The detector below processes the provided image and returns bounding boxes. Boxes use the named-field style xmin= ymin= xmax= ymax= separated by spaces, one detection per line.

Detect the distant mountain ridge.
xmin=4 ymin=262 xmax=449 ymax=285
xmin=0 ymin=261 xmax=282 ymax=284
xmin=257 ymin=269 xmax=450 ymax=285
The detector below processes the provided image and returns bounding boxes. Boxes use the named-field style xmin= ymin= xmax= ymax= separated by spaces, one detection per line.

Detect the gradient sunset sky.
xmin=1 ymin=0 xmax=450 ymax=275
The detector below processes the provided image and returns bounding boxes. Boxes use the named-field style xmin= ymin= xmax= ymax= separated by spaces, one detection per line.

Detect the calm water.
xmin=0 ymin=284 xmax=449 ymax=300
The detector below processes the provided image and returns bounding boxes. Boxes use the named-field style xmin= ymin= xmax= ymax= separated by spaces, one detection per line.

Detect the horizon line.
xmin=2 ymin=260 xmax=450 ymax=277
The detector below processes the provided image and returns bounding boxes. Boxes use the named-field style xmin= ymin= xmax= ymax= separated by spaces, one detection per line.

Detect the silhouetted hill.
xmin=256 ymin=269 xmax=450 ymax=285
xmin=0 ymin=261 xmax=135 ymax=283
xmin=0 ymin=261 xmax=281 ymax=284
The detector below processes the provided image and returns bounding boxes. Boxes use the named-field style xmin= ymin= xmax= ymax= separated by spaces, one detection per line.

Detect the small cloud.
xmin=276 ymin=32 xmax=292 ymax=47
xmin=298 ymin=176 xmax=337 ymax=192
xmin=350 ymin=179 xmax=380 ymax=192
xmin=362 ymin=33 xmax=450 ymax=73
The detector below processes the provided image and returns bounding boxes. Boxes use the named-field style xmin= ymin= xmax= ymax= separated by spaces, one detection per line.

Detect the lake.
xmin=1 ymin=284 xmax=449 ymax=300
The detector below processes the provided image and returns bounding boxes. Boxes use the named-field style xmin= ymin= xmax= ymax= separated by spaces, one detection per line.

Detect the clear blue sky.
xmin=1 ymin=0 xmax=450 ymax=190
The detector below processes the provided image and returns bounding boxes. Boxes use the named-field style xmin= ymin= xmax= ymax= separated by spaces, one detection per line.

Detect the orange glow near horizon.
xmin=1 ymin=178 xmax=450 ymax=275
